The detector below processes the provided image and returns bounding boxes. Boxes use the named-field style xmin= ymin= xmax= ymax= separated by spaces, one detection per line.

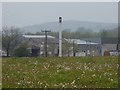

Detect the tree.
xmin=2 ymin=26 xmax=22 ymax=56
xmin=100 ymin=30 xmax=108 ymax=38
xmin=14 ymin=43 xmax=29 ymax=57
xmin=62 ymin=39 xmax=72 ymax=56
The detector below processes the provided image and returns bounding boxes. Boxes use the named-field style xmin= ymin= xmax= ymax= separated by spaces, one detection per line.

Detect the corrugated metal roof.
xmin=81 ymin=38 xmax=102 ymax=44
xmin=65 ymin=39 xmax=99 ymax=45
xmin=23 ymin=35 xmax=55 ymax=39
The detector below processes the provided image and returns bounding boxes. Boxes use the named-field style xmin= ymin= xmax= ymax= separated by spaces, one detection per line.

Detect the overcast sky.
xmin=2 ymin=2 xmax=118 ymax=27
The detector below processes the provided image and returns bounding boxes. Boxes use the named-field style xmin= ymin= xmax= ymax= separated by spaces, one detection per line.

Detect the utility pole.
xmin=59 ymin=17 xmax=62 ymax=57
xmin=89 ymin=41 xmax=91 ymax=56
xmin=117 ymin=43 xmax=119 ymax=51
xmin=41 ymin=30 xmax=51 ymax=57
xmin=73 ymin=40 xmax=75 ymax=56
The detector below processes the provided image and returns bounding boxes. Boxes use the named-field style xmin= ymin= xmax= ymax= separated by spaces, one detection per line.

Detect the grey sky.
xmin=2 ymin=2 xmax=118 ymax=27
xmin=0 ymin=3 xmax=2 ymax=28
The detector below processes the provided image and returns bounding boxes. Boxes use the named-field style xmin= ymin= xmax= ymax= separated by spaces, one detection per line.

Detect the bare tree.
xmin=62 ymin=39 xmax=72 ymax=56
xmin=2 ymin=26 xmax=22 ymax=56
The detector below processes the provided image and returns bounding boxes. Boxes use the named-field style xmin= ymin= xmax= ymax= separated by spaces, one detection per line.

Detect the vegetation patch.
xmin=2 ymin=56 xmax=118 ymax=88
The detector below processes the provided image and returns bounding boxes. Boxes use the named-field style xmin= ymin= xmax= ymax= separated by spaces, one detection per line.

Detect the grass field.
xmin=2 ymin=56 xmax=119 ymax=88
xmin=0 ymin=58 xmax=2 ymax=89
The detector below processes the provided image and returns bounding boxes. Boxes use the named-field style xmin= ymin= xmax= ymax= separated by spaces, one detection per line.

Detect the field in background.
xmin=0 ymin=58 xmax=2 ymax=89
xmin=2 ymin=56 xmax=118 ymax=88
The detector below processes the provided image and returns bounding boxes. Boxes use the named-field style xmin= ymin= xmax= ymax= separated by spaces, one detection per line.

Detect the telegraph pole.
xmin=41 ymin=30 xmax=51 ymax=57
xmin=59 ymin=17 xmax=62 ymax=57
xmin=73 ymin=40 xmax=75 ymax=56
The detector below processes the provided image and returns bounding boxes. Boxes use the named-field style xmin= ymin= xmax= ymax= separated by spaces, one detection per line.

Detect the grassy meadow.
xmin=0 ymin=58 xmax=2 ymax=89
xmin=2 ymin=56 xmax=119 ymax=88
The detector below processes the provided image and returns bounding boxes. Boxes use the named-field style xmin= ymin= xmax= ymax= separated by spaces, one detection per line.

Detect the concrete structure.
xmin=101 ymin=37 xmax=119 ymax=56
xmin=109 ymin=50 xmax=120 ymax=56
xmin=58 ymin=17 xmax=62 ymax=57
xmin=65 ymin=39 xmax=101 ymax=56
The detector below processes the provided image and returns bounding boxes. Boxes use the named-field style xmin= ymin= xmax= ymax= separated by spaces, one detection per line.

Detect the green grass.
xmin=2 ymin=56 xmax=118 ymax=88
xmin=0 ymin=58 xmax=2 ymax=89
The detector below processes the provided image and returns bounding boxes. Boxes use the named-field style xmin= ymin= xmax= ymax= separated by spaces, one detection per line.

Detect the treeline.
xmin=25 ymin=27 xmax=118 ymax=39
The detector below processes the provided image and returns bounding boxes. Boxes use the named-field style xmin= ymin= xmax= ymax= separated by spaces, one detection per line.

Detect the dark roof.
xmin=101 ymin=37 xmax=119 ymax=44
xmin=109 ymin=50 xmax=120 ymax=52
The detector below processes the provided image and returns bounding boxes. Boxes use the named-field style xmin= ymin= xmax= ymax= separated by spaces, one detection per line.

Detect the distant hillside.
xmin=21 ymin=20 xmax=117 ymax=33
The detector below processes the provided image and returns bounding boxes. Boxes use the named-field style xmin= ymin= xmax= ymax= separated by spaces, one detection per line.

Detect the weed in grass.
xmin=2 ymin=56 xmax=118 ymax=88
